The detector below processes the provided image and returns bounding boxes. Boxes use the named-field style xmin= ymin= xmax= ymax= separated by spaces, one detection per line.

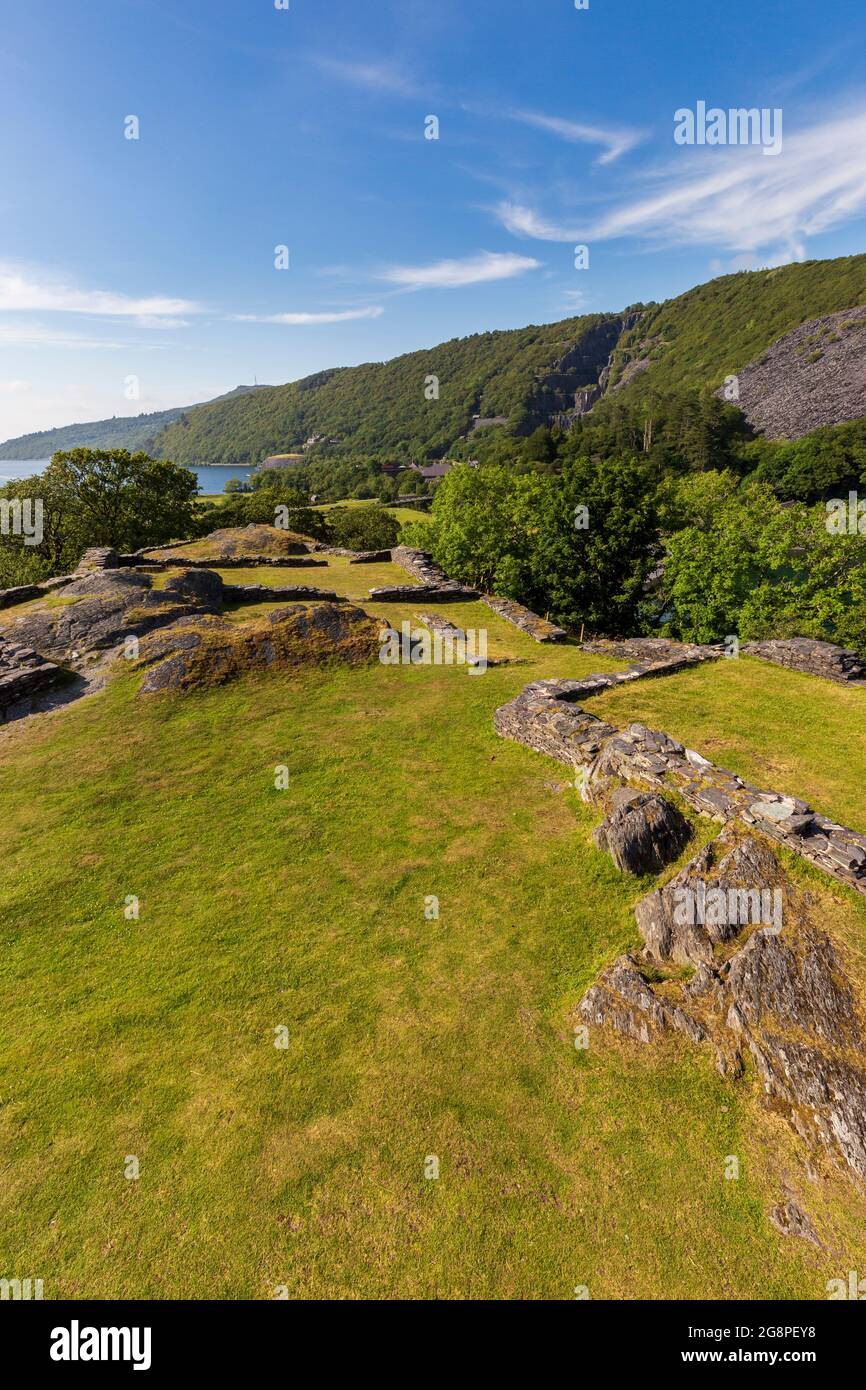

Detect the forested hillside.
xmin=0 ymin=386 xmax=266 ymax=459
xmin=153 ymin=313 xmax=625 ymax=464
xmin=151 ymin=255 xmax=866 ymax=466
xmin=608 ymin=253 xmax=866 ymax=402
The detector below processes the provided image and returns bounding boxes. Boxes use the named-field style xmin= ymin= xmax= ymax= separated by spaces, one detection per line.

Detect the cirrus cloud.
xmin=379 ymin=250 xmax=541 ymax=291
xmin=231 ymin=306 xmax=384 ymax=325
xmin=509 ymin=110 xmax=647 ymax=164
xmin=0 ymin=264 xmax=200 ymax=324
xmin=496 ymin=104 xmax=866 ymax=262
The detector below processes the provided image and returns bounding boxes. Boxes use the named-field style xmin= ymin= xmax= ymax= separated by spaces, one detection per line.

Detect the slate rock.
xmin=593 ymin=791 xmax=692 ymax=875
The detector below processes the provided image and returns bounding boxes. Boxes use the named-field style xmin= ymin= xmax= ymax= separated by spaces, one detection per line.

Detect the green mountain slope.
xmin=153 ymin=254 xmax=866 ymax=465
xmin=153 ymin=313 xmax=627 ymax=465
xmin=608 ymin=253 xmax=866 ymax=402
xmin=0 ymin=386 xmax=268 ymax=460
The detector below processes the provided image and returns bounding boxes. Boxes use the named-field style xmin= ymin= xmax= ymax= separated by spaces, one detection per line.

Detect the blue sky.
xmin=2 ymin=0 xmax=866 ymax=440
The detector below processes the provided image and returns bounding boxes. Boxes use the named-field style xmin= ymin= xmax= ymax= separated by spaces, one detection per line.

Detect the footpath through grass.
xmin=2 ymin=577 xmax=866 ymax=1298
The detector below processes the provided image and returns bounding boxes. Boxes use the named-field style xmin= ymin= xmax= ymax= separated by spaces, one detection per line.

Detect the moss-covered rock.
xmin=137 ymin=601 xmax=381 ymax=694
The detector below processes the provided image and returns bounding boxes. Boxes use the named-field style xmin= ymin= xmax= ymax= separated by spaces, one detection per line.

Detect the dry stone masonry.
xmin=0 ymin=636 xmax=67 ymax=720
xmin=481 ymin=596 xmax=567 ymax=643
xmin=495 ymin=654 xmax=866 ymax=896
xmin=378 ymin=546 xmax=479 ymax=601
xmin=743 ymin=637 xmax=866 ymax=684
xmin=222 ymin=582 xmax=340 ymax=603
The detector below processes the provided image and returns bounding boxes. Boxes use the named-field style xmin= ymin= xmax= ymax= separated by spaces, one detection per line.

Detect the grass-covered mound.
xmin=137 ymin=602 xmax=382 ymax=694
xmin=146 ymin=524 xmax=312 ymax=562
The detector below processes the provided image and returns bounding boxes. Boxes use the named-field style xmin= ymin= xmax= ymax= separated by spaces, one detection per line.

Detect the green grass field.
xmin=2 ymin=560 xmax=866 ymax=1298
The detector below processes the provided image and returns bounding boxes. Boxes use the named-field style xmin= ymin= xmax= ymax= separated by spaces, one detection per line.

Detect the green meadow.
xmin=2 ymin=558 xmax=866 ymax=1299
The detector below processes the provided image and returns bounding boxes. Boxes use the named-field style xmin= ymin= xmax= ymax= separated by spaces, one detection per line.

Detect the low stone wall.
xmin=0 ymin=637 xmax=66 ymax=720
xmin=391 ymin=546 xmax=451 ymax=586
xmin=221 ymin=583 xmax=341 ymax=603
xmin=0 ymin=574 xmax=77 ymax=610
xmin=743 ymin=637 xmax=866 ymax=684
xmin=391 ymin=546 xmax=570 ymax=637
xmin=348 ymin=550 xmax=394 ymax=564
xmin=581 ymin=636 xmax=722 ymax=664
xmin=495 ymin=664 xmax=866 ymax=896
xmin=138 ymin=553 xmax=323 ymax=569
xmin=369 ymin=582 xmax=479 ymax=603
xmin=76 ymin=547 xmax=120 ymax=572
xmin=482 ymin=595 xmax=567 ymax=643
xmin=0 ymin=584 xmax=41 ymax=609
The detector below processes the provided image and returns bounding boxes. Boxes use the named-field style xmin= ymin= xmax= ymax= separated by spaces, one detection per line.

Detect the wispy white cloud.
xmin=496 ymin=105 xmax=866 ymax=261
xmin=0 ymin=264 xmax=200 ymax=324
xmin=560 ymin=288 xmax=589 ymax=312
xmin=231 ymin=306 xmax=384 ymax=325
xmin=0 ymin=322 xmax=135 ymax=350
xmin=310 ymin=55 xmax=421 ymax=98
xmin=379 ymin=250 xmax=541 ymax=291
xmin=510 ymin=110 xmax=647 ymax=164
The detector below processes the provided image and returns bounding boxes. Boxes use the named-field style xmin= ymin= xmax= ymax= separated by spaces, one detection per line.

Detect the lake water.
xmin=0 ymin=460 xmax=254 ymax=494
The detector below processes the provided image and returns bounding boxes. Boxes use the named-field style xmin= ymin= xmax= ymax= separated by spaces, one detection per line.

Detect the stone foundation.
xmin=481 ymin=595 xmax=567 ymax=643
xmin=369 ymin=582 xmax=479 ymax=602
xmin=495 ymin=661 xmax=866 ymax=896
xmin=744 ymin=637 xmax=866 ymax=683
xmin=0 ymin=637 xmax=67 ymax=720
xmin=222 ymin=583 xmax=341 ymax=603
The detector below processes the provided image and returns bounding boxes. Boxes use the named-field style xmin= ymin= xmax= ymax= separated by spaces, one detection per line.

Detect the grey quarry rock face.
xmin=593 ymin=790 xmax=692 ymax=875
xmin=716 ymin=304 xmax=866 ymax=440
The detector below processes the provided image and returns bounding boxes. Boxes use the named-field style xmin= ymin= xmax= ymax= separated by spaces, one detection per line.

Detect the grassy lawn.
xmin=2 ymin=601 xmax=866 ymax=1299
xmin=587 ymin=655 xmax=866 ymax=835
xmin=311 ymin=497 xmax=431 ymax=526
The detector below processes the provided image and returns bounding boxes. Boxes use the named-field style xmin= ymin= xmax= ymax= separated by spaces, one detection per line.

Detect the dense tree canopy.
xmin=0 ymin=448 xmax=198 ymax=585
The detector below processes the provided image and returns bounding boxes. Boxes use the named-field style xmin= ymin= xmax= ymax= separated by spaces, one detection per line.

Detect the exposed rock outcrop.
xmin=136 ymin=601 xmax=381 ymax=694
xmin=593 ymin=788 xmax=692 ymax=875
xmin=578 ymin=833 xmax=866 ymax=1191
xmin=145 ymin=524 xmax=312 ymax=564
xmin=4 ymin=567 xmax=222 ymax=661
